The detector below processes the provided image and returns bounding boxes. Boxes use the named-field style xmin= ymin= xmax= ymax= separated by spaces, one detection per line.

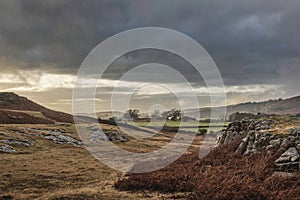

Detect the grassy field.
xmin=128 ymin=120 xmax=229 ymax=133
xmin=0 ymin=123 xmax=205 ymax=199
xmin=1 ymin=116 xmax=299 ymax=199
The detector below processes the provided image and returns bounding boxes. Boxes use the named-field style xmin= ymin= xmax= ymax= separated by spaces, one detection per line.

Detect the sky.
xmin=0 ymin=0 xmax=299 ymax=113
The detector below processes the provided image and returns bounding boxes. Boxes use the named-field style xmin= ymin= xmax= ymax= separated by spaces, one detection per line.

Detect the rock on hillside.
xmin=218 ymin=120 xmax=300 ymax=171
xmin=0 ymin=92 xmax=73 ymax=123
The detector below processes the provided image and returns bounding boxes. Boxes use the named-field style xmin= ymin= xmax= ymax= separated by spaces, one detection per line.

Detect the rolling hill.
xmin=0 ymin=92 xmax=74 ymax=124
xmin=184 ymin=95 xmax=300 ymax=119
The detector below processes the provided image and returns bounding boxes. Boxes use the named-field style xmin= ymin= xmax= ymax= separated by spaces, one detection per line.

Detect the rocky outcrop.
xmin=275 ymin=147 xmax=300 ymax=169
xmin=21 ymin=127 xmax=83 ymax=147
xmin=43 ymin=135 xmax=82 ymax=146
xmin=0 ymin=139 xmax=34 ymax=147
xmin=218 ymin=120 xmax=300 ymax=170
xmin=0 ymin=145 xmax=16 ymax=153
xmin=88 ymin=126 xmax=129 ymax=143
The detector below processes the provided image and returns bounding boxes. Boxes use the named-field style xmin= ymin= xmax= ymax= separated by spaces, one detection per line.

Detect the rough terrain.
xmin=116 ymin=116 xmax=300 ymax=200
xmin=0 ymin=122 xmax=204 ymax=200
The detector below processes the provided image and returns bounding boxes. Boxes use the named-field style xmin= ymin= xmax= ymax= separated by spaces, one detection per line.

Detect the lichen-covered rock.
xmin=236 ymin=136 xmax=249 ymax=154
xmin=289 ymin=128 xmax=300 ymax=136
xmin=0 ymin=139 xmax=34 ymax=147
xmin=297 ymin=144 xmax=300 ymax=152
xmin=88 ymin=131 xmax=109 ymax=143
xmin=0 ymin=145 xmax=16 ymax=153
xmin=269 ymin=139 xmax=281 ymax=149
xmin=44 ymin=135 xmax=82 ymax=146
xmin=217 ymin=121 xmax=249 ymax=146
xmin=275 ymin=147 xmax=300 ymax=163
xmin=22 ymin=127 xmax=83 ymax=147
xmin=87 ymin=127 xmax=129 ymax=143
xmin=218 ymin=119 xmax=300 ymax=171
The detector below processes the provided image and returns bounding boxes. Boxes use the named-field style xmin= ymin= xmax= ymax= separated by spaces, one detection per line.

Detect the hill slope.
xmin=185 ymin=95 xmax=300 ymax=119
xmin=0 ymin=92 xmax=73 ymax=123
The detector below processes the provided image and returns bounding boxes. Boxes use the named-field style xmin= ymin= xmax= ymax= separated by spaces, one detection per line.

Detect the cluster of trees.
xmin=165 ymin=108 xmax=182 ymax=121
xmin=123 ymin=109 xmax=141 ymax=121
xmin=123 ymin=108 xmax=183 ymax=121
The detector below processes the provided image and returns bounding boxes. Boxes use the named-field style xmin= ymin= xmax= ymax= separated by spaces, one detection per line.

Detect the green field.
xmin=128 ymin=120 xmax=229 ymax=133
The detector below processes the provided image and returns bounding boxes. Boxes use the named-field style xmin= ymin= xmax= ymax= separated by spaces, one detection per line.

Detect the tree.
xmin=123 ymin=109 xmax=140 ymax=121
xmin=198 ymin=129 xmax=208 ymax=135
xmin=165 ymin=108 xmax=182 ymax=121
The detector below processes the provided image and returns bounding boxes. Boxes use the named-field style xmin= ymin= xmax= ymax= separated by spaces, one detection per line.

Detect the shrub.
xmin=198 ymin=129 xmax=207 ymax=135
xmin=115 ymin=139 xmax=300 ymax=199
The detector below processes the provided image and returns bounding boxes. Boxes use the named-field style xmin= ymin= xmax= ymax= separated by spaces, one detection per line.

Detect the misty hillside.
xmin=184 ymin=95 xmax=300 ymax=119
xmin=0 ymin=92 xmax=73 ymax=123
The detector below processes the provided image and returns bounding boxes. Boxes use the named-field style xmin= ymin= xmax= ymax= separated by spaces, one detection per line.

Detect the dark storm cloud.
xmin=0 ymin=0 xmax=132 ymax=73
xmin=0 ymin=0 xmax=299 ymax=87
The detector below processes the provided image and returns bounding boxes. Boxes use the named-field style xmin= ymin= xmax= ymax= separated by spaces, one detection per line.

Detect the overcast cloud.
xmin=0 ymin=0 xmax=299 ymax=112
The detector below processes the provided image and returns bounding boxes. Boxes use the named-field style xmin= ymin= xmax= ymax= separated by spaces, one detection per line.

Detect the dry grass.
xmin=115 ymin=138 xmax=300 ymax=200
xmin=270 ymin=116 xmax=300 ymax=134
xmin=0 ymin=109 xmax=46 ymax=119
xmin=2 ymin=117 xmax=299 ymax=199
xmin=0 ymin=123 xmax=200 ymax=200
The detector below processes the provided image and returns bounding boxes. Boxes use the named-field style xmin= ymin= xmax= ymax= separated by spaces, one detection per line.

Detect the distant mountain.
xmin=184 ymin=95 xmax=300 ymax=119
xmin=0 ymin=92 xmax=73 ymax=123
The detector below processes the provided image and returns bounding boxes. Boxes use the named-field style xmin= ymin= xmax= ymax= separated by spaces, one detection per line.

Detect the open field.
xmin=1 ymin=116 xmax=300 ymax=199
xmin=128 ymin=120 xmax=228 ymax=127
xmin=0 ymin=123 xmax=205 ymax=200
xmin=128 ymin=120 xmax=229 ymax=133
